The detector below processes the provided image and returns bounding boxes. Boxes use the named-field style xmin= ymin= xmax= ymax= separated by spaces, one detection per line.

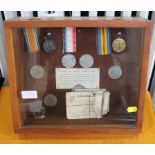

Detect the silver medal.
xmin=43 ymin=93 xmax=57 ymax=107
xmin=30 ymin=65 xmax=44 ymax=79
xmin=108 ymin=65 xmax=122 ymax=79
xmin=61 ymin=54 xmax=76 ymax=68
xmin=79 ymin=54 xmax=94 ymax=68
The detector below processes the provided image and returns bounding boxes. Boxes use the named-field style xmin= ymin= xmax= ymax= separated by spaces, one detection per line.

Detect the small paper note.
xmin=56 ymin=68 xmax=100 ymax=89
xmin=21 ymin=90 xmax=38 ymax=99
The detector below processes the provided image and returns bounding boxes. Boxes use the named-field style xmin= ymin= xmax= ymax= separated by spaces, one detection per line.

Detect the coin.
xmin=43 ymin=93 xmax=57 ymax=107
xmin=61 ymin=54 xmax=76 ymax=68
xmin=108 ymin=65 xmax=122 ymax=79
xmin=30 ymin=65 xmax=44 ymax=79
xmin=79 ymin=54 xmax=94 ymax=68
xmin=112 ymin=38 xmax=126 ymax=53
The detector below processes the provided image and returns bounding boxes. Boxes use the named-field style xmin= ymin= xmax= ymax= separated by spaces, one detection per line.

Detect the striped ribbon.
xmin=96 ymin=28 xmax=111 ymax=55
xmin=62 ymin=27 xmax=76 ymax=53
xmin=23 ymin=28 xmax=40 ymax=53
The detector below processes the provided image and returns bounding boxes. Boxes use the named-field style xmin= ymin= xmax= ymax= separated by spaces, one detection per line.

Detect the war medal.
xmin=79 ymin=54 xmax=94 ymax=68
xmin=61 ymin=54 xmax=76 ymax=68
xmin=112 ymin=32 xmax=126 ymax=53
xmin=108 ymin=65 xmax=123 ymax=79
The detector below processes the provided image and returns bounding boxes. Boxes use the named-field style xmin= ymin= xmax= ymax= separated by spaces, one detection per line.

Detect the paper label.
xmin=56 ymin=68 xmax=100 ymax=89
xmin=21 ymin=90 xmax=38 ymax=99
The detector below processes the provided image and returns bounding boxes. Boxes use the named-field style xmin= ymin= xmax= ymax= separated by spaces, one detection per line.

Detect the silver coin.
xmin=30 ymin=65 xmax=44 ymax=79
xmin=72 ymin=84 xmax=85 ymax=91
xmin=108 ymin=65 xmax=122 ymax=79
xmin=43 ymin=94 xmax=57 ymax=107
xmin=79 ymin=54 xmax=94 ymax=68
xmin=61 ymin=54 xmax=76 ymax=68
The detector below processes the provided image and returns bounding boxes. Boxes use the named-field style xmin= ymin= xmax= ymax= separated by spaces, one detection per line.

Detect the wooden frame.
xmin=4 ymin=17 xmax=151 ymax=138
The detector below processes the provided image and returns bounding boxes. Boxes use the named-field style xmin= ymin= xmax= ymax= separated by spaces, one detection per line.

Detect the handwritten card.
xmin=56 ymin=68 xmax=100 ymax=89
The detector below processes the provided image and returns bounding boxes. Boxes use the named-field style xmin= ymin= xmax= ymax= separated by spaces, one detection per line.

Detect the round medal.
xmin=79 ymin=54 xmax=94 ymax=68
xmin=30 ymin=65 xmax=44 ymax=79
xmin=61 ymin=54 xmax=76 ymax=68
xmin=43 ymin=39 xmax=57 ymax=53
xmin=42 ymin=32 xmax=57 ymax=53
xmin=112 ymin=38 xmax=126 ymax=53
xmin=43 ymin=93 xmax=57 ymax=107
xmin=108 ymin=65 xmax=122 ymax=79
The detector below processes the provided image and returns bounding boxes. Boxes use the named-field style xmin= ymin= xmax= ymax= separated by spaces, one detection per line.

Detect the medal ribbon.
xmin=63 ymin=27 xmax=76 ymax=53
xmin=23 ymin=28 xmax=40 ymax=53
xmin=96 ymin=28 xmax=111 ymax=55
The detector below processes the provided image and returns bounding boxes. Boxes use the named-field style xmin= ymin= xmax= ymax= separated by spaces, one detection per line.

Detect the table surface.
xmin=0 ymin=87 xmax=155 ymax=144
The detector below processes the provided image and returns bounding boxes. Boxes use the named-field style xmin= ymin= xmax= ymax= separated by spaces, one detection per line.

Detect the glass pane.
xmin=12 ymin=27 xmax=144 ymax=128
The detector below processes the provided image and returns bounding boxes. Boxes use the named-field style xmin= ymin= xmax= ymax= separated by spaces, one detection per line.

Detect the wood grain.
xmin=4 ymin=27 xmax=21 ymax=130
xmin=4 ymin=17 xmax=151 ymax=28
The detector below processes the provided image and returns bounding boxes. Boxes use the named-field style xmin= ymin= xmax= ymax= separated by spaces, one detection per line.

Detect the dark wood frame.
xmin=4 ymin=17 xmax=151 ymax=138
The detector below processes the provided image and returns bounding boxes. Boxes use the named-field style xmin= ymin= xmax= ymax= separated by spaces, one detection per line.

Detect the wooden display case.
xmin=4 ymin=17 xmax=151 ymax=138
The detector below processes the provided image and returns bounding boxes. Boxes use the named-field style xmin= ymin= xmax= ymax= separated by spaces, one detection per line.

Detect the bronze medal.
xmin=112 ymin=38 xmax=126 ymax=53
